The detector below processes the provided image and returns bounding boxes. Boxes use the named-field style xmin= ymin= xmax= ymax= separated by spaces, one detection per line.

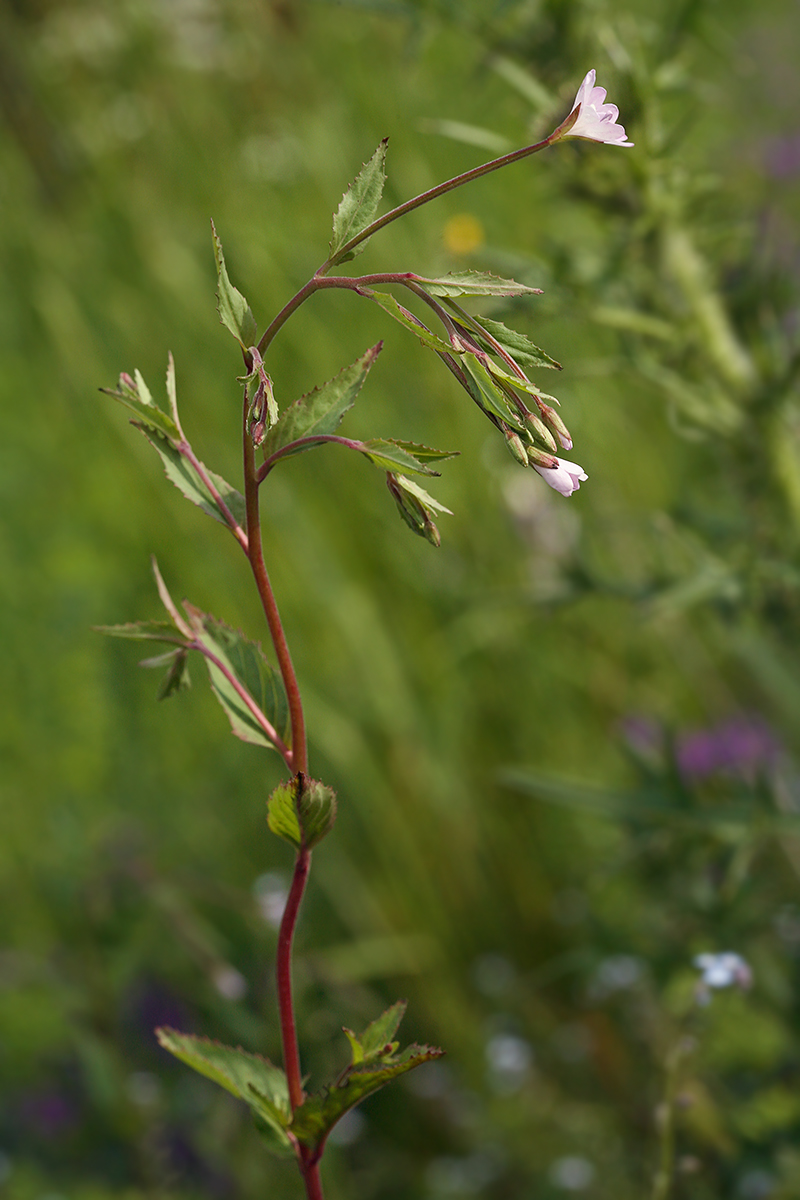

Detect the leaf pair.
xmin=101 ymin=358 xmax=246 ymax=537
xmin=157 ymin=1002 xmax=443 ymax=1160
xmin=96 ymin=563 xmax=291 ymax=758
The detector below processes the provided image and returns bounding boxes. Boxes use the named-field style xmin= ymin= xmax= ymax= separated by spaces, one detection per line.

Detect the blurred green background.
xmin=4 ymin=0 xmax=800 ymax=1197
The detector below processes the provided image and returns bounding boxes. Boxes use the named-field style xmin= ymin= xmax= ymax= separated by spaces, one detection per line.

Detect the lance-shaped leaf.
xmin=156 ymin=1029 xmax=292 ymax=1157
xmin=358 ymin=438 xmax=449 ymax=477
xmin=370 ymin=292 xmax=455 ymax=355
xmin=387 ymin=472 xmax=451 ymax=547
xmin=267 ymin=774 xmax=337 ymax=851
xmin=289 ymin=1007 xmax=443 ymax=1150
xmin=329 ymin=139 xmax=388 ymax=264
xmin=211 ymin=220 xmax=258 ymax=349
xmin=262 ymin=344 xmax=382 ymax=462
xmin=101 ymin=369 xmax=182 ymax=441
xmin=136 ymin=426 xmax=246 ymax=530
xmin=183 ymin=607 xmax=291 ymax=753
xmin=463 ymin=313 xmax=562 ymax=371
xmin=93 ymin=620 xmax=184 ymax=643
xmin=461 ymin=354 xmax=523 ymax=428
xmin=415 ymin=271 xmax=543 ymax=298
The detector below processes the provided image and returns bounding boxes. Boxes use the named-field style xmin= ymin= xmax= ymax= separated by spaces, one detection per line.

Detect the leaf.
xmin=370 ymin=292 xmax=455 ymax=355
xmin=461 ymin=354 xmax=522 ymax=427
xmin=379 ymin=439 xmax=459 ymax=465
xmin=93 ymin=620 xmax=184 ymax=643
xmin=211 ymin=220 xmax=258 ymax=349
xmin=386 ymin=472 xmax=451 ymax=547
xmin=156 ymin=1029 xmax=292 ymax=1156
xmin=329 ymin=139 xmax=388 ymax=264
xmin=101 ymin=370 xmax=182 ymax=442
xmin=155 ymin=648 xmax=192 ymax=700
xmin=267 ymin=775 xmax=337 ymax=850
xmin=358 ymin=439 xmax=443 ymax=477
xmin=417 ymin=271 xmax=543 ymax=298
xmin=344 ymin=1001 xmax=407 ymax=1066
xmin=262 ymin=345 xmax=382 ymax=461
xmin=136 ymin=426 xmax=246 ymax=530
xmin=186 ymin=610 xmax=291 ymax=752
xmin=290 ymin=1042 xmax=444 ymax=1149
xmin=471 ymin=316 xmax=562 ymax=371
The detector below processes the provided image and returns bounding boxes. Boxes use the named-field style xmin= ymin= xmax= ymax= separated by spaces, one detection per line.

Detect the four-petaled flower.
xmin=563 ymin=69 xmax=634 ymax=147
xmin=533 ymin=456 xmax=588 ymax=497
xmin=694 ymin=952 xmax=752 ymax=1005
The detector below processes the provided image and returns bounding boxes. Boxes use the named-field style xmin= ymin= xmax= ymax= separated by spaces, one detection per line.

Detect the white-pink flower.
xmin=533 ymin=457 xmax=588 ymax=497
xmin=563 ymin=69 xmax=633 ymax=147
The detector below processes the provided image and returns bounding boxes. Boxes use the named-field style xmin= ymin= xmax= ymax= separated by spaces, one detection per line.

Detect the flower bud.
xmin=526 ymin=446 xmax=559 ymax=470
xmin=503 ymin=427 xmax=530 ymax=467
xmin=538 ymin=402 xmax=573 ymax=451
xmin=522 ymin=409 xmax=558 ymax=453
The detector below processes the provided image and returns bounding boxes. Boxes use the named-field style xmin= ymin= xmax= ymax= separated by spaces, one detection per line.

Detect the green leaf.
xmin=386 ymin=472 xmax=451 ymax=547
xmin=344 ymin=1001 xmax=407 ymax=1066
xmin=461 ymin=354 xmax=522 ymax=427
xmin=211 ymin=220 xmax=258 ymax=349
xmin=471 ymin=316 xmax=562 ymax=371
xmin=290 ymin=1041 xmax=444 ymax=1149
xmin=156 ymin=1029 xmax=292 ymax=1156
xmin=370 ymin=292 xmax=455 ymax=355
xmin=267 ymin=775 xmax=337 ymax=850
xmin=359 ymin=439 xmax=443 ymax=477
xmin=93 ymin=620 xmax=183 ymax=643
xmin=416 ymin=271 xmax=543 ymax=298
xmin=101 ymin=370 xmax=182 ymax=442
xmin=379 ymin=440 xmax=459 ymax=465
xmin=155 ymin=648 xmax=192 ymax=700
xmin=185 ymin=609 xmax=291 ymax=753
xmin=262 ymin=344 xmax=382 ymax=461
xmin=136 ymin=426 xmax=246 ymax=530
xmin=329 ymin=139 xmax=388 ymax=264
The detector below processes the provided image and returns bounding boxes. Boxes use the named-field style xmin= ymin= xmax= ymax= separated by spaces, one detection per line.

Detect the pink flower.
xmin=563 ymin=69 xmax=633 ymax=147
xmin=532 ymin=456 xmax=588 ymax=497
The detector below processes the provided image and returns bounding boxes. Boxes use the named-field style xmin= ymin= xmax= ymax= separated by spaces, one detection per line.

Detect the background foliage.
xmin=3 ymin=0 xmax=800 ymax=1197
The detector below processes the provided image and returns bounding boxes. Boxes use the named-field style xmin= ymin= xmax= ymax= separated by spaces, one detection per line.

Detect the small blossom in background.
xmin=677 ymin=715 xmax=782 ymax=783
xmin=533 ymin=456 xmax=588 ymax=497
xmin=562 ymin=69 xmax=634 ymax=147
xmin=694 ymin=952 xmax=752 ymax=1005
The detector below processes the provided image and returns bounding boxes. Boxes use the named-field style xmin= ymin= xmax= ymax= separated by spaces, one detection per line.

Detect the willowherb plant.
xmin=97 ymin=70 xmax=632 ymax=1200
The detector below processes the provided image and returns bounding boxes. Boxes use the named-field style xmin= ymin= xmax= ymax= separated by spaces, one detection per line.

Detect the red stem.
xmin=242 ymin=401 xmax=308 ymax=775
xmin=278 ymin=846 xmax=311 ymax=1111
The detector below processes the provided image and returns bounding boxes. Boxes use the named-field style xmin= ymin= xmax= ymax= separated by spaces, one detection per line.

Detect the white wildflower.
xmin=533 ymin=456 xmax=588 ymax=497
xmin=561 ymin=69 xmax=634 ymax=147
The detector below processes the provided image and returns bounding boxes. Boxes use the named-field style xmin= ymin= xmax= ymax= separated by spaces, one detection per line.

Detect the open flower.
xmin=532 ymin=456 xmax=588 ymax=497
xmin=694 ymin=952 xmax=752 ymax=1005
xmin=562 ymin=69 xmax=633 ymax=147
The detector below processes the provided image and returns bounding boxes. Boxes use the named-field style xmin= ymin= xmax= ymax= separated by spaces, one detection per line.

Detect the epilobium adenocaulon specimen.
xmin=98 ymin=70 xmax=633 ymax=1200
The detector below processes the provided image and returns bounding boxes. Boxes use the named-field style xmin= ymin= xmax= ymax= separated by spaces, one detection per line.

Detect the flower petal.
xmin=563 ymin=69 xmax=634 ymax=147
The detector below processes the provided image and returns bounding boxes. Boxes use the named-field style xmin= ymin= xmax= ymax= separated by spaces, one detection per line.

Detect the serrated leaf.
xmin=345 ymin=1001 xmax=407 ymax=1066
xmin=417 ymin=271 xmax=543 ymax=298
xmin=156 ymin=1029 xmax=292 ymax=1155
xmin=262 ymin=345 xmax=381 ymax=461
xmin=359 ymin=439 xmax=442 ymax=476
xmin=187 ymin=611 xmax=290 ymax=752
xmin=93 ymin=620 xmax=184 ymax=643
xmin=329 ymin=139 xmax=388 ymax=264
xmin=267 ymin=775 xmax=337 ymax=850
xmin=136 ymin=426 xmax=246 ymax=529
xmin=370 ymin=292 xmax=455 ymax=355
xmin=211 ymin=220 xmax=258 ymax=349
xmin=381 ymin=439 xmax=459 ymax=464
xmin=290 ymin=1043 xmax=444 ymax=1148
xmin=461 ymin=354 xmax=522 ymax=427
xmin=472 ymin=316 xmax=562 ymax=370
xmin=101 ymin=371 xmax=182 ymax=442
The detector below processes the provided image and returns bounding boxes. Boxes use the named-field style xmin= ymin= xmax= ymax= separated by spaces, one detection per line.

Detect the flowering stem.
xmin=319 ymin=135 xmax=555 ymax=270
